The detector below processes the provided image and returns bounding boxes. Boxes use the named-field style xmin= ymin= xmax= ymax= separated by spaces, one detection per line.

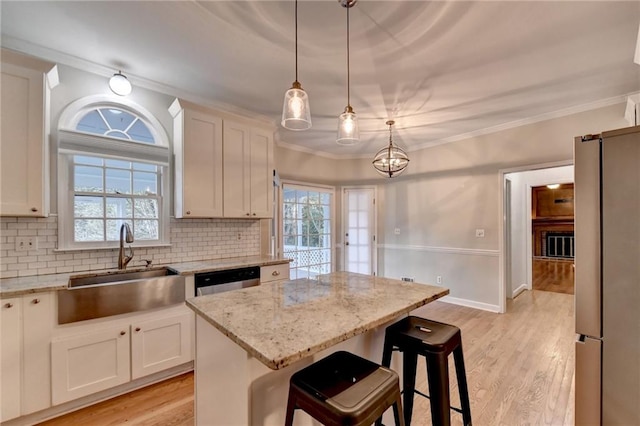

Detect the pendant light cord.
xmin=295 ymin=0 xmax=298 ymax=82
xmin=346 ymin=4 xmax=351 ymax=108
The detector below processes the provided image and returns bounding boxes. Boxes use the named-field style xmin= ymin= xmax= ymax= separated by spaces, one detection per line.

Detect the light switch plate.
xmin=475 ymin=229 xmax=485 ymax=238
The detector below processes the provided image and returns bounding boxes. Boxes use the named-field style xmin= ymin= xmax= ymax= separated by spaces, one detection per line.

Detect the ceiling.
xmin=2 ymin=1 xmax=639 ymax=157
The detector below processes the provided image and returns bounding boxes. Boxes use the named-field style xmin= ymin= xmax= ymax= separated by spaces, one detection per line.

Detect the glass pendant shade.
xmin=372 ymin=120 xmax=409 ymax=178
xmin=109 ymin=71 xmax=132 ymax=96
xmin=337 ymin=106 xmax=359 ymax=145
xmin=282 ymin=81 xmax=312 ymax=130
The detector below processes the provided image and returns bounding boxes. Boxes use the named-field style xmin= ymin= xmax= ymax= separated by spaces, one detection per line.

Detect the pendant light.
xmin=336 ymin=0 xmax=359 ymax=145
xmin=373 ymin=120 xmax=409 ymax=178
xmin=281 ymin=0 xmax=312 ymax=131
xmin=109 ymin=71 xmax=132 ymax=96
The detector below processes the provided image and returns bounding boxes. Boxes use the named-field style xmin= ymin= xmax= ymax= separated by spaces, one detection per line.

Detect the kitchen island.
xmin=186 ymin=271 xmax=448 ymax=426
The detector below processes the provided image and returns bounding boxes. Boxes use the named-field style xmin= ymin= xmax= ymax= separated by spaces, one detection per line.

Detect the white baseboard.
xmin=439 ymin=295 xmax=501 ymax=313
xmin=512 ymin=284 xmax=528 ymax=298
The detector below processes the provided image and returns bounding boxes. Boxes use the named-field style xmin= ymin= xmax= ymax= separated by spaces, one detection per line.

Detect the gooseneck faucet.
xmin=118 ymin=223 xmax=134 ymax=270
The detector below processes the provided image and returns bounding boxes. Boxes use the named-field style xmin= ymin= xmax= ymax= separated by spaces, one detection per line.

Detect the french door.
xmin=343 ymin=187 xmax=376 ymax=275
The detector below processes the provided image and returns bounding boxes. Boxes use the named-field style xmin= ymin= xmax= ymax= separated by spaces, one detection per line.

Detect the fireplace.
xmin=544 ymin=232 xmax=575 ymax=259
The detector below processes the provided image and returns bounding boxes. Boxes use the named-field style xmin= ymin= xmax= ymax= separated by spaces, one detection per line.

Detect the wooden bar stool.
xmin=284 ymin=350 xmax=405 ymax=426
xmin=377 ymin=317 xmax=472 ymax=426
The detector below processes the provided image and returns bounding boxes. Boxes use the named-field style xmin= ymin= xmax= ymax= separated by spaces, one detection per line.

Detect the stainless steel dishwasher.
xmin=194 ymin=266 xmax=260 ymax=296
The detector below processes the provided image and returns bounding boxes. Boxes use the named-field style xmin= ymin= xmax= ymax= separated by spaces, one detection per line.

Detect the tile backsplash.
xmin=0 ymin=216 xmax=261 ymax=278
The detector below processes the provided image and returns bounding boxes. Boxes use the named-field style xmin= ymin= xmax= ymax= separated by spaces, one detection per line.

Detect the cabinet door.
xmin=223 ymin=121 xmax=251 ymax=218
xmin=178 ymin=109 xmax=223 ymax=218
xmin=0 ymin=298 xmax=22 ymax=422
xmin=0 ymin=63 xmax=46 ymax=217
xmin=51 ymin=325 xmax=130 ymax=405
xmin=249 ymin=129 xmax=274 ymax=218
xmin=131 ymin=312 xmax=192 ymax=380
xmin=22 ymin=293 xmax=52 ymax=415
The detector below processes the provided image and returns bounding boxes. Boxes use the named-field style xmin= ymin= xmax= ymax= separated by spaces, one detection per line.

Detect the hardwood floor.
xmin=532 ymin=257 xmax=575 ymax=295
xmin=39 ymin=290 xmax=575 ymax=426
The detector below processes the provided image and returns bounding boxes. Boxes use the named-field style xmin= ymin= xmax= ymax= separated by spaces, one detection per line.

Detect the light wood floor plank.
xmin=38 ymin=289 xmax=574 ymax=426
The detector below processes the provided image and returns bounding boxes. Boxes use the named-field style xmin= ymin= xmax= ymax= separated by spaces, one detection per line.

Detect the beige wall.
xmin=275 ymin=102 xmax=629 ymax=310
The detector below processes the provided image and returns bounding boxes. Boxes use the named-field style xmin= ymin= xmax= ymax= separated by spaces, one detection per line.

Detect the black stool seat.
xmin=380 ymin=317 xmax=472 ymax=426
xmin=285 ymin=351 xmax=405 ymax=426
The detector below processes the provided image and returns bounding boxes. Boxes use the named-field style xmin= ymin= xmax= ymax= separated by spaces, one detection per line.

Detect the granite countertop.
xmin=186 ymin=271 xmax=449 ymax=370
xmin=0 ymin=255 xmax=290 ymax=298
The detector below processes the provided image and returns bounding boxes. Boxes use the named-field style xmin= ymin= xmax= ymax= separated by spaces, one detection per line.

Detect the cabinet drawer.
xmin=260 ymin=263 xmax=290 ymax=283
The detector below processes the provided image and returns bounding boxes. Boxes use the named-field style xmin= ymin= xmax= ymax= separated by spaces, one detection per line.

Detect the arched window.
xmin=57 ymin=96 xmax=170 ymax=250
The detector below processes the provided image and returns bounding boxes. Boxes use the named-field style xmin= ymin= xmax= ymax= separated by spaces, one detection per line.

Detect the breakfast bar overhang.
xmin=186 ymin=271 xmax=449 ymax=425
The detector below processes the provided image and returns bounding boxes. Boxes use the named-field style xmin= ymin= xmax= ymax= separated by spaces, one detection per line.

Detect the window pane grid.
xmin=283 ymin=184 xmax=332 ymax=279
xmin=73 ymin=154 xmax=161 ymax=243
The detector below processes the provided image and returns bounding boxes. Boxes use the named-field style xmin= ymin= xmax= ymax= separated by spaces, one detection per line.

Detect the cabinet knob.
xmin=32 ymin=298 xmax=40 ymax=304
xmin=246 ymin=213 xmax=250 ymax=216
xmin=31 ymin=207 xmax=38 ymax=212
xmin=252 ymin=213 xmax=256 ymax=216
xmin=272 ymin=270 xmax=280 ymax=276
xmin=135 ymin=327 xmax=141 ymax=332
xmin=4 ymin=302 xmax=13 ymax=308
xmin=186 ymin=211 xmax=191 ymax=215
xmin=120 ymin=331 xmax=126 ymax=336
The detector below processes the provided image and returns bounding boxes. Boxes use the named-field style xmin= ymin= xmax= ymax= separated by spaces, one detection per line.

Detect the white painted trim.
xmin=439 ymin=295 xmax=501 ymax=313
xmin=379 ymin=244 xmax=499 ymax=257
xmin=512 ymin=283 xmax=528 ymax=299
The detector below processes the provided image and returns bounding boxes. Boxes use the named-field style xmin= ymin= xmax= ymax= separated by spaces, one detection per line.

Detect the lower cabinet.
xmin=260 ymin=263 xmax=290 ymax=285
xmin=52 ymin=311 xmax=192 ymax=405
xmin=0 ymin=293 xmax=53 ymax=423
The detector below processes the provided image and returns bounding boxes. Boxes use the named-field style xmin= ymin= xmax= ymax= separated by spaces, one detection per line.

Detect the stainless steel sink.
xmin=58 ymin=267 xmax=186 ymax=324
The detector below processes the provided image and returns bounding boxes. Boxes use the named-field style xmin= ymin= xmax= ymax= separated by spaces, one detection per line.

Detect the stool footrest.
xmin=401 ymin=389 xmax=466 ymax=415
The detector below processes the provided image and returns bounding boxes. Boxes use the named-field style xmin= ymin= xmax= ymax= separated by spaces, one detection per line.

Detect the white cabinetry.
xmin=170 ymin=99 xmax=224 ymax=218
xmin=0 ymin=50 xmax=58 ymax=217
xmin=0 ymin=293 xmax=53 ymax=422
xmin=260 ymin=263 xmax=290 ymax=284
xmin=170 ymin=99 xmax=274 ymax=219
xmin=51 ymin=308 xmax=193 ymax=404
xmin=223 ymin=121 xmax=273 ymax=218
xmin=51 ymin=325 xmax=130 ymax=405
xmin=131 ymin=313 xmax=191 ymax=380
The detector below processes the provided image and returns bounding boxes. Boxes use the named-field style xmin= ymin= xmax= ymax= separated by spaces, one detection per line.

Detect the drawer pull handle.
xmin=186 ymin=210 xmax=191 ymax=215
xmin=32 ymin=298 xmax=40 ymax=304
xmin=272 ymin=271 xmax=280 ymax=276
xmin=31 ymin=207 xmax=38 ymax=212
xmin=120 ymin=331 xmax=126 ymax=336
xmin=4 ymin=303 xmax=13 ymax=308
xmin=135 ymin=327 xmax=141 ymax=332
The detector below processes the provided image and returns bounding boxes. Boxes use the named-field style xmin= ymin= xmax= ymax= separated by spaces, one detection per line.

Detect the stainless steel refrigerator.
xmin=574 ymin=125 xmax=640 ymax=425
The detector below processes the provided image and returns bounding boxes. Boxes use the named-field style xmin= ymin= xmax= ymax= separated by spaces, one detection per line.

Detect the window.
xmin=282 ymin=183 xmax=333 ymax=279
xmin=58 ymin=96 xmax=170 ymax=250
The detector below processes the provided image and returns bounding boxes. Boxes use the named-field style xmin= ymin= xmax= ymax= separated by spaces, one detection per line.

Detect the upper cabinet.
xmin=170 ymin=99 xmax=274 ymax=219
xmin=0 ymin=49 xmax=58 ymax=217
xmin=223 ymin=121 xmax=273 ymax=218
xmin=170 ymin=99 xmax=223 ymax=218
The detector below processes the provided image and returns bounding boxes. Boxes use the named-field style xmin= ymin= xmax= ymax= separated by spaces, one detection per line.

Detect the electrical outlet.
xmin=394 ymin=228 xmax=401 ymax=235
xmin=475 ymin=229 xmax=485 ymax=238
xmin=15 ymin=237 xmax=37 ymax=252
xmin=237 ymin=233 xmax=241 ymax=240
xmin=401 ymin=277 xmax=414 ymax=282
xmin=436 ymin=275 xmax=442 ymax=284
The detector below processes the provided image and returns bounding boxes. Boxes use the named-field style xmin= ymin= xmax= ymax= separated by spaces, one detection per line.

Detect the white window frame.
xmin=57 ymin=95 xmax=170 ymax=250
xmin=281 ymin=180 xmax=335 ymax=279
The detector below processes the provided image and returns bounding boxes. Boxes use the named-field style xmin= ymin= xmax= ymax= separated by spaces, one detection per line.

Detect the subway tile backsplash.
xmin=0 ymin=216 xmax=260 ymax=278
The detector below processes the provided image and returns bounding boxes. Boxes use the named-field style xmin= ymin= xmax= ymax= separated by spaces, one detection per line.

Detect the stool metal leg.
xmin=284 ymin=388 xmax=296 ymax=426
xmin=425 ymin=352 xmax=451 ymax=426
xmin=382 ymin=336 xmax=394 ymax=368
xmin=453 ymin=345 xmax=472 ymax=426
xmin=403 ymin=350 xmax=418 ymax=426
xmin=393 ymin=391 xmax=406 ymax=426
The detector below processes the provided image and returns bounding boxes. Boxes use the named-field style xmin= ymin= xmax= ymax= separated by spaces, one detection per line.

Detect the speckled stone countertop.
xmin=0 ymin=255 xmax=290 ymax=298
xmin=186 ymin=271 xmax=449 ymax=370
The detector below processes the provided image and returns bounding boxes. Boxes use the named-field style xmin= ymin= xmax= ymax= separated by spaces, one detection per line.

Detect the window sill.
xmin=53 ymin=243 xmax=172 ymax=253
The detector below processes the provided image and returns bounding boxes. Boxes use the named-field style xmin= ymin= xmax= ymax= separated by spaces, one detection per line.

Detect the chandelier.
xmin=372 ymin=120 xmax=409 ymax=178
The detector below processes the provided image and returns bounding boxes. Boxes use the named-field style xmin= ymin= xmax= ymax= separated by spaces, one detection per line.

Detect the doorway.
xmin=531 ymin=183 xmax=575 ymax=294
xmin=500 ymin=163 xmax=574 ymax=311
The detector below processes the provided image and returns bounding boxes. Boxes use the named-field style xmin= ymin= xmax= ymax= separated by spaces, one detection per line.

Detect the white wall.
xmin=277 ymin=103 xmax=628 ymax=311
xmin=506 ymin=165 xmax=574 ymax=298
